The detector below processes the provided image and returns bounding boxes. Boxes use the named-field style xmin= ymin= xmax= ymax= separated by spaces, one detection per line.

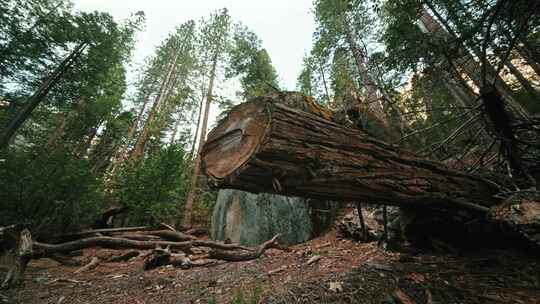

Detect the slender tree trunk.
xmin=109 ymin=90 xmax=153 ymax=175
xmin=515 ymin=43 xmax=540 ymax=78
xmin=0 ymin=42 xmax=87 ymax=148
xmin=190 ymin=75 xmax=207 ymax=157
xmin=46 ymin=114 xmax=68 ymax=148
xmin=169 ymin=111 xmax=183 ymax=145
xmin=318 ymin=61 xmax=331 ymax=104
xmin=419 ymin=8 xmax=529 ymax=119
xmin=149 ymin=61 xmax=182 ymax=149
xmin=505 ymin=60 xmax=540 ymax=99
xmin=447 ymin=0 xmax=540 ymax=80
xmin=518 ymin=40 xmax=540 ymax=78
xmin=342 ymin=18 xmax=384 ymax=119
xmin=182 ymin=52 xmax=219 ymax=226
xmin=131 ymin=54 xmax=178 ymax=161
xmin=432 ymin=2 xmax=539 ymax=102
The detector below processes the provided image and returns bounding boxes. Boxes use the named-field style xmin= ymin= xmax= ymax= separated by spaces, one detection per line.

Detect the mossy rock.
xmin=211 ymin=189 xmax=335 ymax=246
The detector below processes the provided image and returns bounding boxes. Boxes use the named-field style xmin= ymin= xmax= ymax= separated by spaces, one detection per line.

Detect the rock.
xmin=211 ymin=189 xmax=336 ymax=246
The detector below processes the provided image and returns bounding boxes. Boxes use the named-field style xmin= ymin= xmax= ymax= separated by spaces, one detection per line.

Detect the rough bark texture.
xmin=202 ymin=95 xmax=510 ymax=213
xmin=183 ymin=51 xmax=220 ymax=226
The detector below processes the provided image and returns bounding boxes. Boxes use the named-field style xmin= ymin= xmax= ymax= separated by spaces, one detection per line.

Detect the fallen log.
xmin=49 ymin=226 xmax=153 ymax=242
xmin=28 ymin=236 xmax=253 ymax=258
xmin=202 ymin=96 xmax=511 ymax=213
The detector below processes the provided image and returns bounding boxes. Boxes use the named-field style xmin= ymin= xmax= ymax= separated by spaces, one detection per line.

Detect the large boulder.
xmin=211 ymin=189 xmax=335 ymax=246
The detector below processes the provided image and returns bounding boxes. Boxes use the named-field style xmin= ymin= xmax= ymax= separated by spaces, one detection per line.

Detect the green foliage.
xmin=113 ymin=145 xmax=191 ymax=224
xmin=0 ymin=0 xmax=143 ymax=234
xmin=227 ymin=23 xmax=279 ymax=99
xmin=0 ymin=148 xmax=105 ymax=236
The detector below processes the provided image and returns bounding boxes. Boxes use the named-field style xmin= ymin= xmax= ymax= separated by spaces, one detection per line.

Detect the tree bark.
xmin=190 ymin=77 xmax=207 ymax=157
xmin=182 ymin=51 xmax=219 ymax=226
xmin=419 ymin=8 xmax=530 ymax=119
xmin=342 ymin=18 xmax=386 ymax=124
xmin=517 ymin=41 xmax=540 ymax=78
xmin=0 ymin=42 xmax=87 ymax=148
xmin=201 ymin=95 xmax=511 ymax=214
xmin=109 ymin=88 xmax=155 ymax=174
xmin=131 ymin=53 xmax=179 ymax=162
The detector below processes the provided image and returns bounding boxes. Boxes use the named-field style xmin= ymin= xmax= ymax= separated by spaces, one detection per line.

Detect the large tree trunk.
xmin=201 ymin=94 xmax=511 ymax=214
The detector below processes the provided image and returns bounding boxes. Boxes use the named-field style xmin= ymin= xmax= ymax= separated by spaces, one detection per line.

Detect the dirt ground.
xmin=3 ymin=226 xmax=539 ymax=304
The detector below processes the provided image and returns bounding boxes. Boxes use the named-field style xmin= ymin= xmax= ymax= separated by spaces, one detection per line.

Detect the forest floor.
xmin=4 ymin=220 xmax=540 ymax=303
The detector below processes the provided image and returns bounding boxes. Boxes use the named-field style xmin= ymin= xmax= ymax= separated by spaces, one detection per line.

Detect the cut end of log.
xmin=203 ymin=98 xmax=269 ymax=180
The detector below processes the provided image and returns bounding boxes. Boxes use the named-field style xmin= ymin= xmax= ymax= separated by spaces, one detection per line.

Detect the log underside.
xmin=202 ymin=96 xmax=510 ymax=213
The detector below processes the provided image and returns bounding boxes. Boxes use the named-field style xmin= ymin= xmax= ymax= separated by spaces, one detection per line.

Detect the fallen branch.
xmin=106 ymin=250 xmax=139 ymax=263
xmin=143 ymin=247 xmax=217 ymax=270
xmin=112 ymin=233 xmax=162 ymax=242
xmin=30 ymin=235 xmax=252 ymax=259
xmin=185 ymin=228 xmax=208 ymax=236
xmin=74 ymin=257 xmax=100 ymax=274
xmin=306 ymin=255 xmax=322 ymax=265
xmin=268 ymin=265 xmax=288 ymax=275
xmin=143 ymin=230 xmax=197 ymax=242
xmin=50 ymin=226 xmax=152 ymax=242
xmin=209 ymin=234 xmax=281 ymax=262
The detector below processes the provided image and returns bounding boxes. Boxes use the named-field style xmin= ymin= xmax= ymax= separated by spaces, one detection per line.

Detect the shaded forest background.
xmin=1 ymin=0 xmax=539 ymax=238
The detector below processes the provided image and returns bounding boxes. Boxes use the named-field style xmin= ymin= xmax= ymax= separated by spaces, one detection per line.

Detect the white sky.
xmin=72 ymin=0 xmax=316 ymax=90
